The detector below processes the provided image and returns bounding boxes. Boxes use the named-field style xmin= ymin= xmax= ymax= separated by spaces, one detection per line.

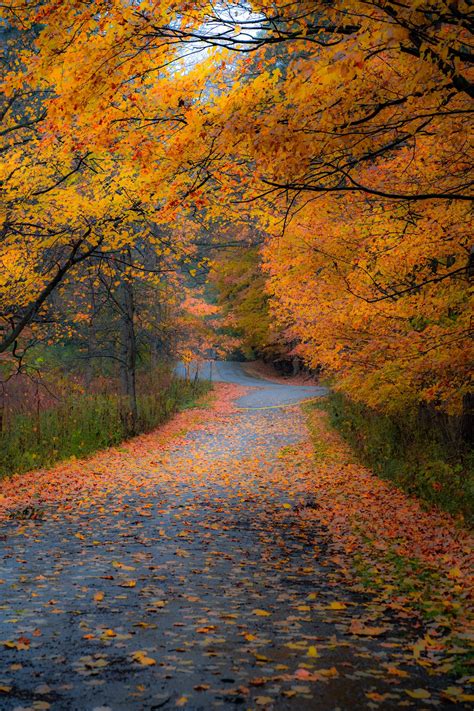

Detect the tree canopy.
xmin=1 ymin=0 xmax=472 ymax=414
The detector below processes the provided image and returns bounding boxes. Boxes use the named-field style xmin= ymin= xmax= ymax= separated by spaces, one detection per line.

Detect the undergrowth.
xmin=303 ymin=399 xmax=473 ymax=673
xmin=0 ymin=377 xmax=211 ymax=478
xmin=324 ymin=392 xmax=473 ymax=524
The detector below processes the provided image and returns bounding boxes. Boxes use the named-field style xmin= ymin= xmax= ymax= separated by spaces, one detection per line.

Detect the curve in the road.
xmin=176 ymin=360 xmax=328 ymax=409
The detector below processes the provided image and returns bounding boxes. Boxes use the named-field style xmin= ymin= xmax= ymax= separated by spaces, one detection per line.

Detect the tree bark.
xmin=118 ymin=250 xmax=138 ymax=435
xmin=461 ymin=393 xmax=474 ymax=445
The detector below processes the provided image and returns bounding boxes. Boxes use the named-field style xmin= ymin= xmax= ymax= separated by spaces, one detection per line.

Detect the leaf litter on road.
xmin=0 ymin=383 xmax=472 ymax=709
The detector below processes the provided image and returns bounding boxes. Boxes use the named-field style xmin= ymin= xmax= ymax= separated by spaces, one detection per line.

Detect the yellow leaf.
xmin=413 ymin=639 xmax=425 ymax=659
xmin=307 ymin=646 xmax=318 ymax=658
xmin=112 ymin=561 xmax=135 ymax=571
xmin=101 ymin=629 xmax=116 ymax=638
xmin=252 ymin=609 xmax=271 ymax=616
xmin=327 ymin=601 xmax=346 ymax=610
xmin=406 ymin=689 xmax=431 ymax=700
xmin=150 ymin=600 xmax=167 ymax=608
xmin=447 ymin=566 xmax=462 ymax=579
xmin=119 ymin=580 xmax=136 ymax=588
xmin=94 ymin=591 xmax=104 ymax=602
xmin=175 ymin=697 xmax=188 ymax=707
xmin=131 ymin=651 xmax=156 ymax=666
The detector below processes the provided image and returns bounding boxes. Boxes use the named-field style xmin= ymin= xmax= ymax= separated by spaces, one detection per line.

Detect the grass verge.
xmin=324 ymin=392 xmax=473 ymax=524
xmin=303 ymin=399 xmax=473 ymax=673
xmin=0 ymin=377 xmax=211 ymax=478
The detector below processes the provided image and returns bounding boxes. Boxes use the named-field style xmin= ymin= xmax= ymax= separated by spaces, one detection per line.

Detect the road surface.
xmin=0 ymin=367 xmax=466 ymax=710
xmin=176 ymin=360 xmax=327 ymax=408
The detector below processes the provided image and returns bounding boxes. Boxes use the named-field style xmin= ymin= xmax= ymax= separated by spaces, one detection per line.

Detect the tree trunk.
xmin=119 ymin=252 xmax=138 ymax=435
xmin=460 ymin=392 xmax=474 ymax=444
xmin=85 ymin=287 xmax=97 ymax=391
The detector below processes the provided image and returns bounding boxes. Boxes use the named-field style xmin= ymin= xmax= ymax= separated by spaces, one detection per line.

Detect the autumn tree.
xmin=184 ymin=1 xmax=473 ymax=414
xmin=1 ymin=0 xmax=472 ymax=422
xmin=0 ymin=1 xmax=222 ymax=385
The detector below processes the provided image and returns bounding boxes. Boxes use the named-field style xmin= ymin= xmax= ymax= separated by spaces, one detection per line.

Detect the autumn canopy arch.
xmin=1 ymin=0 xmax=472 ymax=416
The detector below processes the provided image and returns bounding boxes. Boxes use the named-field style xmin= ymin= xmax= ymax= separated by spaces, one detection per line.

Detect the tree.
xmin=1 ymin=0 xmax=471 ymax=418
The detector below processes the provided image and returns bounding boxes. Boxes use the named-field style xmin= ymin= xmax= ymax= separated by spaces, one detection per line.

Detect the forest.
xmin=0 ymin=2 xmax=473 ymax=709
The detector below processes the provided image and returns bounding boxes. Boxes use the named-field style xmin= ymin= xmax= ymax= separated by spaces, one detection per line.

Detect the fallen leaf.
xmin=112 ymin=561 xmax=135 ymax=571
xmin=101 ymin=629 xmax=116 ymax=638
xmin=255 ymin=697 xmax=273 ymax=706
xmin=131 ymin=650 xmax=156 ymax=666
xmin=249 ymin=678 xmax=267 ymax=687
xmin=327 ymin=601 xmax=346 ymax=610
xmin=406 ymin=689 xmax=431 ymax=700
xmin=349 ymin=620 xmax=387 ymax=636
xmin=318 ymin=667 xmax=339 ymax=678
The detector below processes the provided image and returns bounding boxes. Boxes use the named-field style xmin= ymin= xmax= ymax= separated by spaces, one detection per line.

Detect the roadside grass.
xmin=303 ymin=399 xmax=473 ymax=673
xmin=322 ymin=392 xmax=473 ymax=524
xmin=0 ymin=378 xmax=211 ymax=479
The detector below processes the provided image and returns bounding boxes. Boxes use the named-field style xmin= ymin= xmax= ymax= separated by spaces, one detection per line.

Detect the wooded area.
xmin=1 ymin=0 xmax=471 ymax=508
xmin=0 ymin=2 xmax=473 ymax=708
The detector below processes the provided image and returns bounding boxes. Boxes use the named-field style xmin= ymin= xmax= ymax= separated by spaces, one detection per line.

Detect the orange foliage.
xmin=1 ymin=1 xmax=472 ymax=406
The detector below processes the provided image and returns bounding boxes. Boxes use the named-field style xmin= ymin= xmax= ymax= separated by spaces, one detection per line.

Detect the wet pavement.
xmin=0 ymin=372 xmax=469 ymax=710
xmin=175 ymin=361 xmax=327 ymax=409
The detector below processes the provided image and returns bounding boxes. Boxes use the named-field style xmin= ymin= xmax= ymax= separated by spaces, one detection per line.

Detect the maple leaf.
xmin=349 ymin=620 xmax=387 ymax=636
xmin=131 ymin=651 xmax=156 ymax=666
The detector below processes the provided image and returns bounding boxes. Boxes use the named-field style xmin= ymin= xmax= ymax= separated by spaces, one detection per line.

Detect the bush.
xmin=325 ymin=392 xmax=473 ymax=524
xmin=0 ymin=376 xmax=210 ymax=478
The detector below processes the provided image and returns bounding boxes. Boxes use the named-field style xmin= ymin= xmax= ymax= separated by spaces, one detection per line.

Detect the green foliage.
xmin=325 ymin=392 xmax=473 ymax=524
xmin=0 ymin=377 xmax=210 ymax=478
